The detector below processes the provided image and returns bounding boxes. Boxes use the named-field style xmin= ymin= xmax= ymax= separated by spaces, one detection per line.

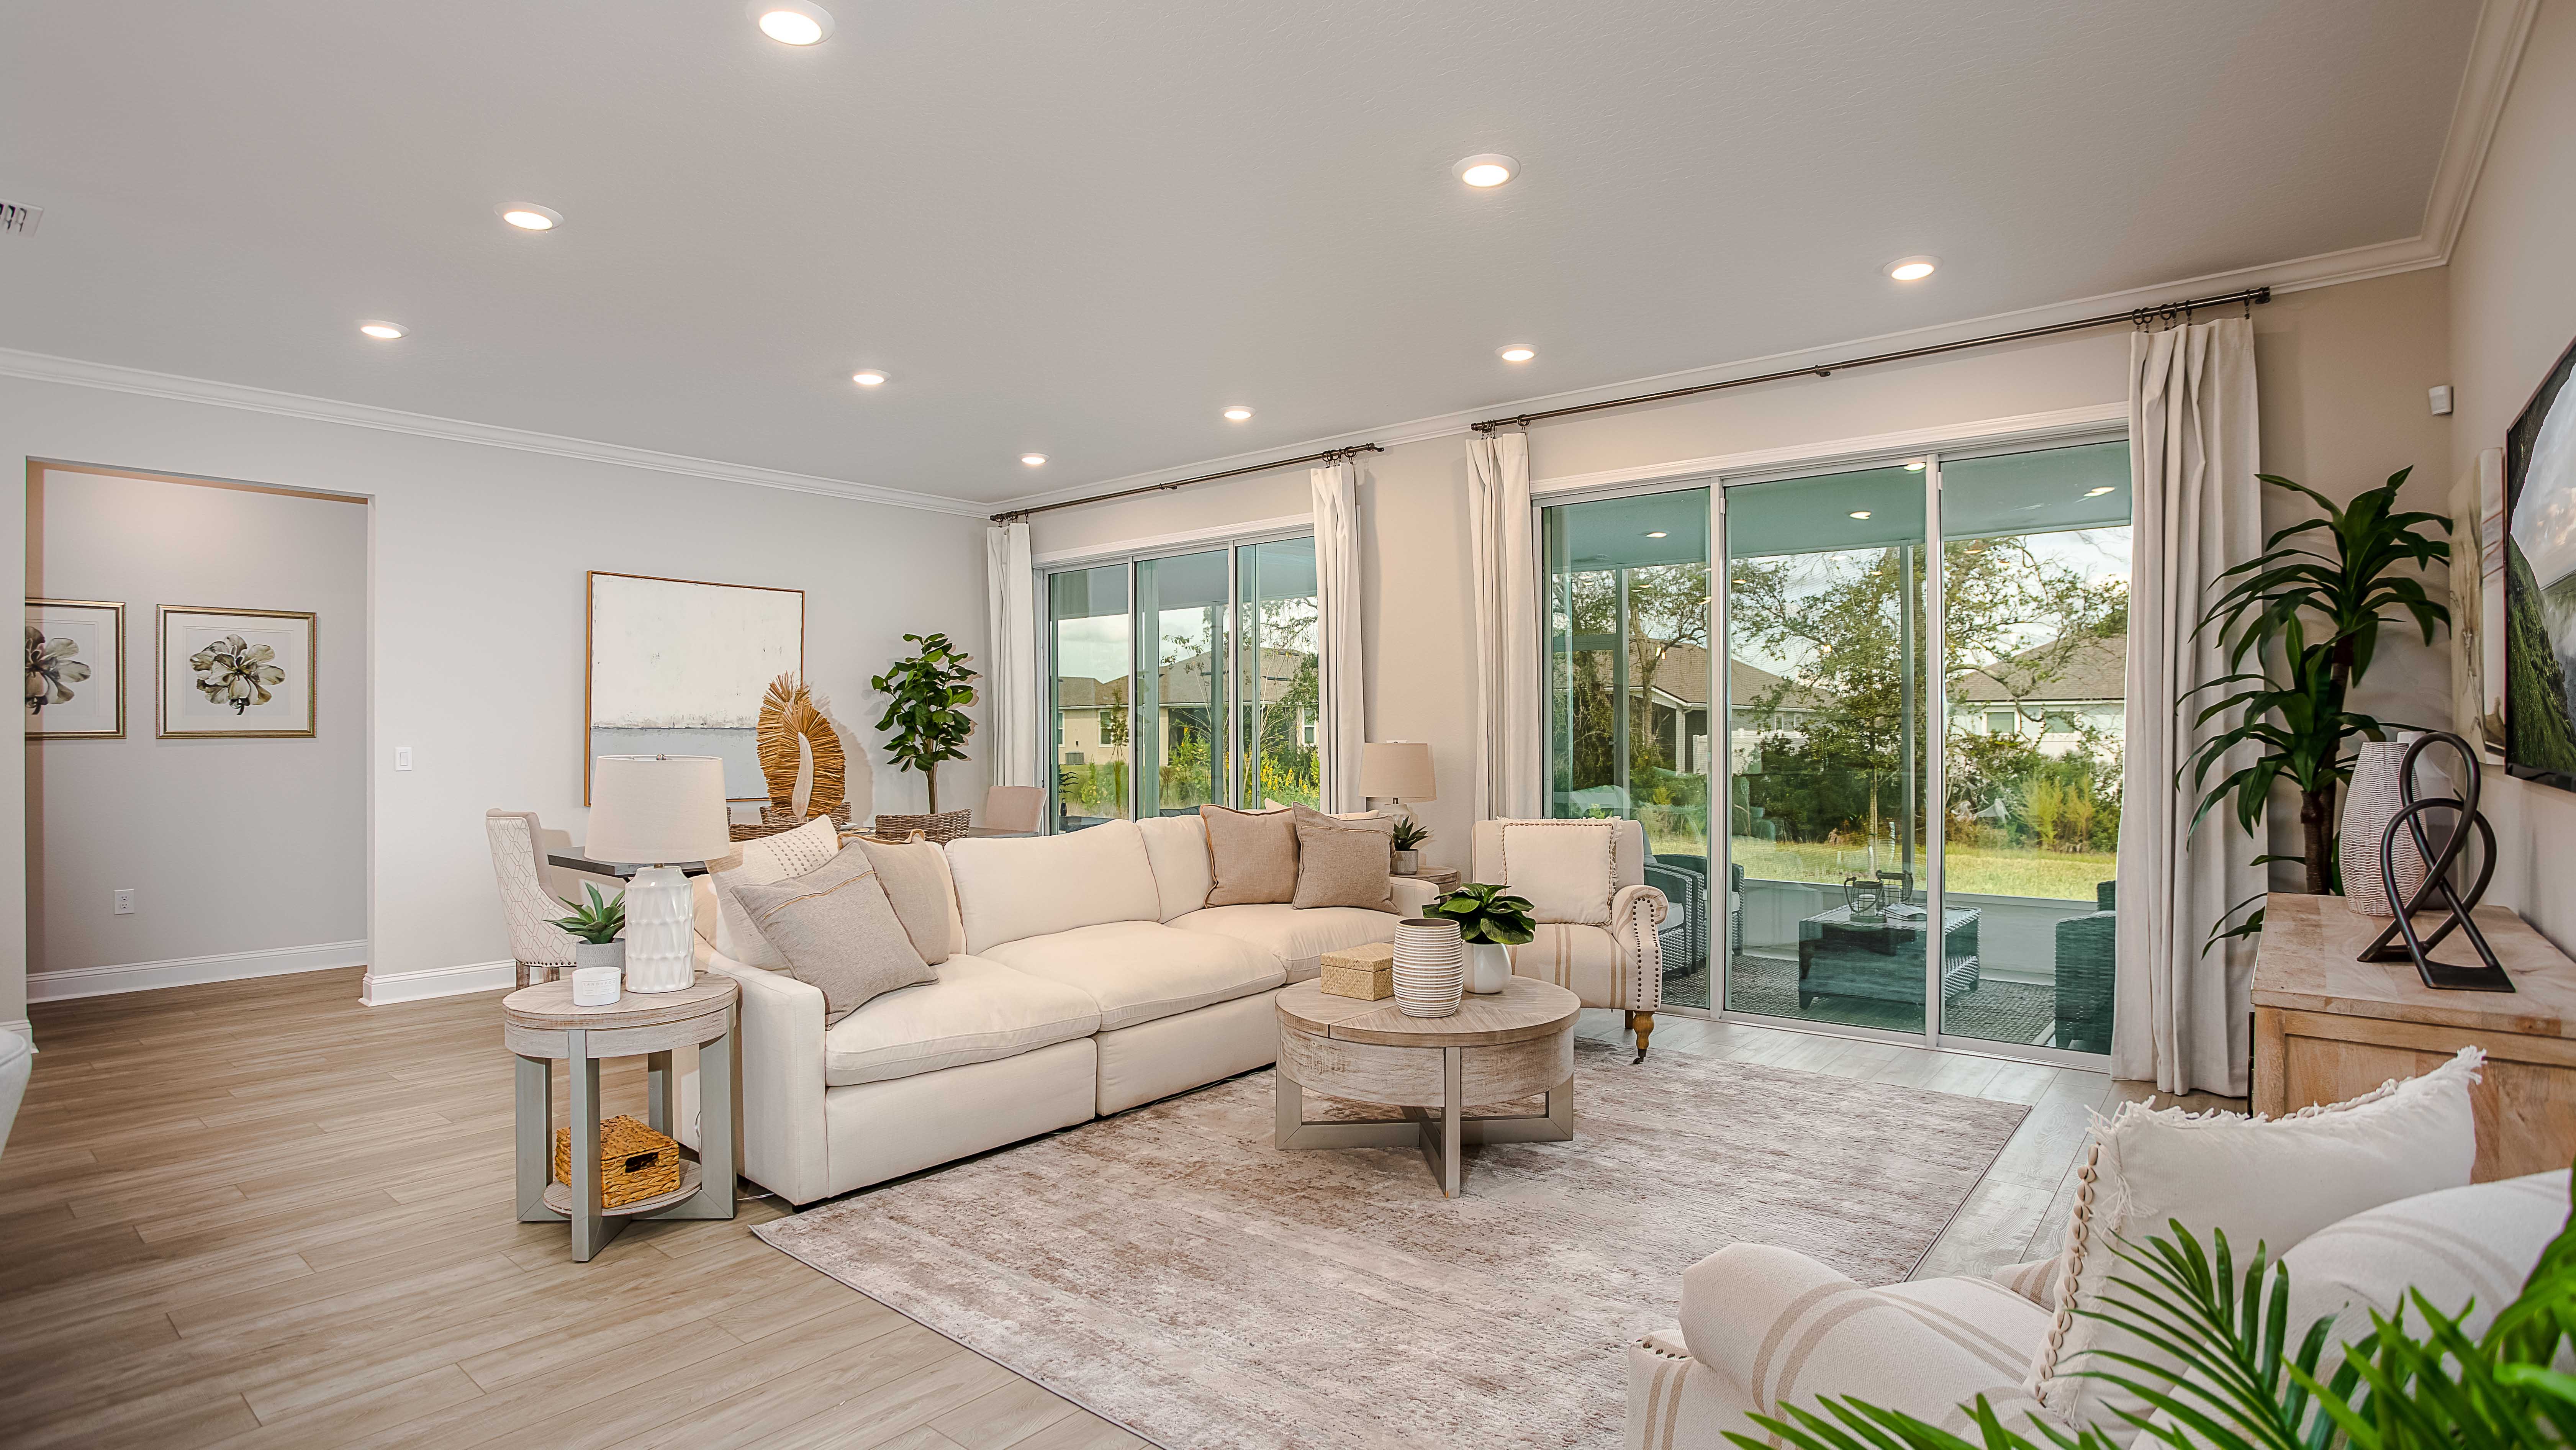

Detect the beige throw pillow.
xmin=1498 ymin=820 xmax=1617 ymax=924
xmin=1291 ymin=810 xmax=1394 ymax=910
xmin=852 ymin=832 xmax=953 ymax=965
xmin=728 ymin=850 xmax=936 ymax=1024
xmin=1199 ymin=804 xmax=1299 ymax=906
xmin=706 ymin=814 xmax=843 ymax=968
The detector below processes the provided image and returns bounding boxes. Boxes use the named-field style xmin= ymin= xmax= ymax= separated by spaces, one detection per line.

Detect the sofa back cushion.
xmin=945 ymin=819 xmax=1161 ymax=954
xmin=1135 ymin=814 xmax=1215 ymax=922
xmin=1200 ymin=804 xmax=1300 ymax=906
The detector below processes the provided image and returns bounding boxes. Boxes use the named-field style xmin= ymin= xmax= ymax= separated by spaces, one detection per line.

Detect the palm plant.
xmin=870 ymin=632 xmax=980 ymax=814
xmin=1729 ymin=1179 xmax=2576 ymax=1450
xmin=2184 ymin=470 xmax=2450 ymax=939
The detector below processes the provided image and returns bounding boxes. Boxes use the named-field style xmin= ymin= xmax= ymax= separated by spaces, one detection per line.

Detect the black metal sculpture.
xmin=2357 ymin=730 xmax=2512 ymax=992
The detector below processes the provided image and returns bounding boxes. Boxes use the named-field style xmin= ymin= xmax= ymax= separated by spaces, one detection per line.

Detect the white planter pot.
xmin=1467 ymin=941 xmax=1512 ymax=995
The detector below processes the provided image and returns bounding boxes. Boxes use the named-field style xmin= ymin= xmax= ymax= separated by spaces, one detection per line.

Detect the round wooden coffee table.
xmin=1273 ymin=977 xmax=1580 ymax=1198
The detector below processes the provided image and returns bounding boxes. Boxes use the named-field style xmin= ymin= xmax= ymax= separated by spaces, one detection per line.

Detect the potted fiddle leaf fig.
xmin=1430 ymin=883 xmax=1536 ymax=995
xmin=870 ymin=631 xmax=980 ymax=822
xmin=551 ymin=884 xmax=627 ymax=973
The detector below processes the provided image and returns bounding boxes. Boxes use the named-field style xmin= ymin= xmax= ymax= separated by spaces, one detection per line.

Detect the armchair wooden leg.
xmin=1625 ymin=1010 xmax=1655 ymax=1064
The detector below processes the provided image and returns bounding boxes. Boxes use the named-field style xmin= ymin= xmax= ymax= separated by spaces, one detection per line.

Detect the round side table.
xmin=503 ymin=972 xmax=739 ymax=1262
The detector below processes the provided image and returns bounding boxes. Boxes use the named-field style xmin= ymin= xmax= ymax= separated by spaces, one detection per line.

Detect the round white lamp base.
xmin=622 ymin=865 xmax=697 ymax=992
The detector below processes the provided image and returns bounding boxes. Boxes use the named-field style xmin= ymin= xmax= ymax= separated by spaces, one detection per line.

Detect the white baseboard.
xmin=361 ymin=959 xmax=517 ymax=1005
xmin=26 ymin=939 xmax=370 ymax=1003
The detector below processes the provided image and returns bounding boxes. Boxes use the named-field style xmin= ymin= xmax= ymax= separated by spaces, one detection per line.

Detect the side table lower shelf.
xmin=540 ymin=1161 xmax=705 ymax=1219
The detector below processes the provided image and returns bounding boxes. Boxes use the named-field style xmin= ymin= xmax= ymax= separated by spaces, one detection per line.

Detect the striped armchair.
xmin=1470 ymin=819 xmax=1669 ymax=1061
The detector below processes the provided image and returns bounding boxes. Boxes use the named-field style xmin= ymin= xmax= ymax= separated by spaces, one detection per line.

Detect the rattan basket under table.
xmin=503 ymin=972 xmax=739 ymax=1262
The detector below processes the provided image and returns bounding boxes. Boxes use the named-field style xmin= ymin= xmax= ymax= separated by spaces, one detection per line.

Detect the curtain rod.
xmin=1469 ymin=286 xmax=2272 ymax=433
xmin=989 ymin=444 xmax=1384 ymax=524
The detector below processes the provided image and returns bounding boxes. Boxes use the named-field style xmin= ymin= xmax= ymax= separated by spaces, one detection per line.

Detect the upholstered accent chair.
xmin=485 ymin=809 xmax=581 ymax=988
xmin=1470 ymin=818 xmax=1670 ymax=1061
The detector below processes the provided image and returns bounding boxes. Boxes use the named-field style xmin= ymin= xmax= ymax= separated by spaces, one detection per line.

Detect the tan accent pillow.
xmin=1499 ymin=820 xmax=1617 ymax=925
xmin=704 ymin=815 xmax=843 ymax=967
xmin=729 ymin=849 xmax=936 ymax=1024
xmin=1291 ymin=811 xmax=1395 ymax=910
xmin=1199 ymin=804 xmax=1299 ymax=905
xmin=852 ymin=832 xmax=953 ymax=966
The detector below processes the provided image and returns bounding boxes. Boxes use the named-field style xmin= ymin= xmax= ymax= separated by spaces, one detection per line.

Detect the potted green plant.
xmin=870 ymin=631 xmax=980 ymax=835
xmin=550 ymin=884 xmax=627 ymax=974
xmin=1390 ymin=816 xmax=1432 ymax=875
xmin=1429 ymin=882 xmax=1536 ymax=995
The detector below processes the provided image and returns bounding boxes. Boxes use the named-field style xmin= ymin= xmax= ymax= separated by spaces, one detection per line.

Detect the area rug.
xmin=757 ymin=1040 xmax=2028 ymax=1450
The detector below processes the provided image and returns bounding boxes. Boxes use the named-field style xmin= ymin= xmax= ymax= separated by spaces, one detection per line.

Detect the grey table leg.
xmin=514 ymin=1054 xmax=555 ymax=1223
xmin=645 ymin=1050 xmax=673 ymax=1136
xmin=1413 ymin=1046 xmax=1464 ymax=1198
xmin=652 ymin=1015 xmax=737 ymax=1221
xmin=564 ymin=1029 xmax=624 ymax=1261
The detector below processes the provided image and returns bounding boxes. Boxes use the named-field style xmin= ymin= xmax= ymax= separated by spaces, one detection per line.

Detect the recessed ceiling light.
xmin=750 ymin=0 xmax=834 ymax=44
xmin=1020 ymin=453 xmax=1048 ymax=467
xmin=1904 ymin=462 xmax=1926 ymax=471
xmin=2084 ymin=485 xmax=2115 ymax=497
xmin=1644 ymin=531 xmax=1668 ymax=539
xmin=1887 ymin=255 xmax=1938 ymax=281
xmin=1849 ymin=510 xmax=1873 ymax=520
xmin=852 ymin=369 xmax=887 ymax=387
xmin=1498 ymin=345 xmax=1536 ymax=363
xmin=357 ymin=321 xmax=406 ymax=340
xmin=498 ymin=204 xmax=562 ymax=232
xmin=1222 ymin=406 xmax=1254 ymax=422
xmin=1454 ymin=154 xmax=1518 ymax=188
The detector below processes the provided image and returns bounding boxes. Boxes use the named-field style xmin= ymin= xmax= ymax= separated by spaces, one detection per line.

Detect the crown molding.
xmin=0 ymin=346 xmax=989 ymax=518
xmin=2424 ymin=0 xmax=2542 ymax=259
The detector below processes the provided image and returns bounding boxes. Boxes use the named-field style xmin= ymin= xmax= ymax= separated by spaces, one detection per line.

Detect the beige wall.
xmin=2447 ymin=0 xmax=2576 ymax=951
xmin=1028 ymin=269 xmax=2452 ymax=886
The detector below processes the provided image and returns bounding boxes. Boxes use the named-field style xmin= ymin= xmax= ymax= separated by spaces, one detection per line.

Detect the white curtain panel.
xmin=983 ymin=521 xmax=1040 ymax=790
xmin=1311 ymin=460 xmax=1366 ymax=812
xmin=1466 ymin=430 xmax=1543 ymax=821
xmin=2114 ymin=317 xmax=2263 ymax=1095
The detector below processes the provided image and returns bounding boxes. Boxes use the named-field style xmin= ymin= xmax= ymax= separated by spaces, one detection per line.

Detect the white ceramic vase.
xmin=2339 ymin=738 xmax=2434 ymax=916
xmin=1392 ymin=918 xmax=1465 ymax=1018
xmin=1467 ymin=941 xmax=1512 ymax=995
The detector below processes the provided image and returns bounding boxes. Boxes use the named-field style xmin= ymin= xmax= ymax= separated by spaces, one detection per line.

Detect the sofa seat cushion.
xmin=822 ymin=954 xmax=1100 ymax=1087
xmin=1509 ymin=923 xmax=1630 ymax=1007
xmin=1170 ymin=904 xmax=1401 ymax=984
xmin=983 ymin=920 xmax=1283 ymax=1030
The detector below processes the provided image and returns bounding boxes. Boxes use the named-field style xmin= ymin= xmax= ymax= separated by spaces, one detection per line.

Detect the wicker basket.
xmin=552 ymin=1114 xmax=683 ymax=1208
xmin=871 ymin=809 xmax=972 ymax=843
xmin=729 ymin=802 xmax=853 ymax=843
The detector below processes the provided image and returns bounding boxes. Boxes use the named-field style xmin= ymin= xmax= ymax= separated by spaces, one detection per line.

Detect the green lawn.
xmin=1718 ymin=836 xmax=2114 ymax=904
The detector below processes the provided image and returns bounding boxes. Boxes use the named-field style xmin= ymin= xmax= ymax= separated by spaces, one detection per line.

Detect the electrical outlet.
xmin=113 ymin=888 xmax=136 ymax=915
xmin=394 ymin=746 xmax=413 ymax=771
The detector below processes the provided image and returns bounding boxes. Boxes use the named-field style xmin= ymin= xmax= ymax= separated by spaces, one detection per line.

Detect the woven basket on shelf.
xmin=728 ymin=802 xmax=853 ymax=843
xmin=552 ymin=1114 xmax=683 ymax=1208
xmin=871 ymin=809 xmax=971 ymax=843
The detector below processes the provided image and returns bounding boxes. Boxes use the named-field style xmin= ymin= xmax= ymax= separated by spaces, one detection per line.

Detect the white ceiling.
xmin=0 ymin=0 xmax=2485 ymax=507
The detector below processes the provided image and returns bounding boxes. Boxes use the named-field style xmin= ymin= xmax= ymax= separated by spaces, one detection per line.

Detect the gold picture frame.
xmin=26 ymin=598 xmax=126 ymax=740
xmin=157 ymin=605 xmax=318 ymax=739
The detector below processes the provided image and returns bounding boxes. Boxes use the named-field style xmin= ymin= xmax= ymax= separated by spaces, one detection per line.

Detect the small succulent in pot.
xmin=550 ymin=884 xmax=629 ymax=973
xmin=1430 ymin=882 xmax=1536 ymax=994
xmin=1388 ymin=816 xmax=1431 ymax=851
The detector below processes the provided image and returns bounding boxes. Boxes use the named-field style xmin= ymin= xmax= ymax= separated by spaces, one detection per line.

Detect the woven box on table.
xmin=552 ymin=1114 xmax=683 ymax=1208
xmin=1320 ymin=942 xmax=1395 ymax=1000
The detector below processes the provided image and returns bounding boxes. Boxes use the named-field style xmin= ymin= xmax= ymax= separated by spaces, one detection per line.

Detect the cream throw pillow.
xmin=852 ymin=833 xmax=954 ymax=966
xmin=1290 ymin=809 xmax=1394 ymax=910
xmin=1199 ymin=804 xmax=1299 ymax=906
xmin=2029 ymin=1048 xmax=2482 ymax=1441
xmin=1498 ymin=820 xmax=1617 ymax=925
xmin=706 ymin=814 xmax=842 ymax=968
xmin=728 ymin=849 xmax=935 ymax=1024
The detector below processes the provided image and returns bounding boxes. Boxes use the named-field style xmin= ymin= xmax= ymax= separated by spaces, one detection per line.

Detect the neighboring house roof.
xmin=1055 ymin=646 xmax=1311 ymax=710
xmin=1951 ymin=633 xmax=2126 ymax=704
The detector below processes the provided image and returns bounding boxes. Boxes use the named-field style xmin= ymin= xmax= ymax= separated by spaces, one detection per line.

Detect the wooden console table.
xmin=2253 ymin=891 xmax=2576 ymax=1180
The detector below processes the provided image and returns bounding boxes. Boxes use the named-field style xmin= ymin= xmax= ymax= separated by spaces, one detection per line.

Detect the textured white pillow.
xmin=1498 ymin=820 xmax=1618 ymax=925
xmin=2029 ymin=1048 xmax=2483 ymax=1440
xmin=706 ymin=815 xmax=842 ymax=968
xmin=2281 ymin=1168 xmax=2568 ymax=1363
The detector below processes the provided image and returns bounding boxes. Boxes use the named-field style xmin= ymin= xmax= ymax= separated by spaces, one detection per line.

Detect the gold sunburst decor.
xmin=756 ymin=673 xmax=847 ymax=820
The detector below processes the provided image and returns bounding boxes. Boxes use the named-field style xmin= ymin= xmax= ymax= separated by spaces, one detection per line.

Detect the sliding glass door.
xmin=1045 ymin=533 xmax=1320 ymax=828
xmin=1543 ymin=437 xmax=2130 ymax=1061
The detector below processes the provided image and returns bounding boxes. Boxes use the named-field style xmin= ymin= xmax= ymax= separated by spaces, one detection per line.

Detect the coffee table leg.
xmin=1415 ymin=1046 xmax=1465 ymax=1198
xmin=514 ymin=1054 xmax=554 ymax=1223
xmin=1275 ymin=1069 xmax=1304 ymax=1148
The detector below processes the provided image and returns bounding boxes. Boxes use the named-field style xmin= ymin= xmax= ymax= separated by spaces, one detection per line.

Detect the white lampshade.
xmin=587 ymin=755 xmax=732 ymax=864
xmin=1360 ymin=741 xmax=1436 ymax=801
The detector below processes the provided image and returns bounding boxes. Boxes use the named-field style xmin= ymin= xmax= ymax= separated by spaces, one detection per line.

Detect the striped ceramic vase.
xmin=1392 ymin=918 xmax=1466 ymax=1018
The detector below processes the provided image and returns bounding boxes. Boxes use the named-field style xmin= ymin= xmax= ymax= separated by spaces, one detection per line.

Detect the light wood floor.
xmin=0 ymin=969 xmax=2239 ymax=1449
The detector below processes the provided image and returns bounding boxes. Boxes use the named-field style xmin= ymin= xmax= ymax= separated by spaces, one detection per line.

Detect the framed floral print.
xmin=26 ymin=599 xmax=124 ymax=740
xmin=157 ymin=606 xmax=316 ymax=739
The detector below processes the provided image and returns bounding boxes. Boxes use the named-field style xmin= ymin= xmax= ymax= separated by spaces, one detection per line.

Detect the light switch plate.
xmin=394 ymin=746 xmax=413 ymax=771
xmin=2430 ymin=384 xmax=2455 ymax=416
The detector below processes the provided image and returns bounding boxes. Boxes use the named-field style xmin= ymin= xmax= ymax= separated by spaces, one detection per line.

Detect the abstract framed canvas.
xmin=26 ymin=598 xmax=124 ymax=740
xmin=157 ymin=606 xmax=316 ymax=739
xmin=2504 ymin=330 xmax=2576 ymax=790
xmin=585 ymin=571 xmax=804 ymax=803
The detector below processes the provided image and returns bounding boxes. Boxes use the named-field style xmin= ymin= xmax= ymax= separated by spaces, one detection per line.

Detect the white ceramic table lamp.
xmin=1360 ymin=741 xmax=1436 ymax=816
xmin=586 ymin=754 xmax=731 ymax=993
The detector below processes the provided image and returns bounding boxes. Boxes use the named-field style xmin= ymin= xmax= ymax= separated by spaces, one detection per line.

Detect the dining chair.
xmin=981 ymin=785 xmax=1044 ymax=834
xmin=486 ymin=809 xmax=580 ymax=988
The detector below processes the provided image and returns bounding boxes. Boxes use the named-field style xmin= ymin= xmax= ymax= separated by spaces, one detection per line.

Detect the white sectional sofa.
xmin=692 ymin=815 xmax=1439 ymax=1206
